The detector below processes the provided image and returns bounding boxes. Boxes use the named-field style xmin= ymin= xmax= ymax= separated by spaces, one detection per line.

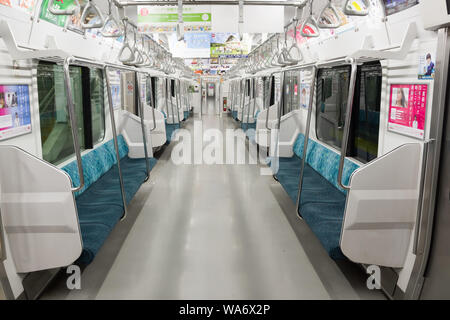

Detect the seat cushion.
xmin=77 ymin=223 xmax=113 ymax=265
xmin=276 ymin=154 xmax=347 ymax=259
xmin=74 ymin=156 xmax=157 ymax=265
xmin=300 ymin=202 xmax=347 ymax=260
xmin=166 ymin=123 xmax=180 ymax=143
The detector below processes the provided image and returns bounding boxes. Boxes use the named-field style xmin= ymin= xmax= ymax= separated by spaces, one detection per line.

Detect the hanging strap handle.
xmin=318 ymin=0 xmax=342 ymax=29
xmin=176 ymin=0 xmax=184 ymax=41
xmin=118 ymin=19 xmax=136 ymax=63
xmin=101 ymin=0 xmax=123 ymax=37
xmin=300 ymin=0 xmax=320 ymax=38
xmin=344 ymin=0 xmax=370 ymax=16
xmin=81 ymin=0 xmax=104 ymax=29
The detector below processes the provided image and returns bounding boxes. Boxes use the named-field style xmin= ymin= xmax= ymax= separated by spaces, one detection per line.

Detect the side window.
xmin=351 ymin=62 xmax=382 ymax=163
xmin=270 ymin=75 xmax=275 ymax=106
xmin=37 ymin=62 xmax=85 ymax=165
xmin=316 ymin=66 xmax=351 ymax=150
xmin=89 ymin=68 xmax=105 ymax=145
xmin=316 ymin=63 xmax=381 ymax=163
xmin=146 ymin=77 xmax=157 ymax=107
xmin=37 ymin=62 xmax=106 ymax=165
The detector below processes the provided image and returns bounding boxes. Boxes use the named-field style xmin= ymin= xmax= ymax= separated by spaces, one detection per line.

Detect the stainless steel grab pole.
xmin=295 ymin=65 xmax=317 ymax=215
xmin=104 ymin=66 xmax=128 ymax=219
xmin=147 ymin=75 xmax=157 ymax=131
xmin=135 ymin=72 xmax=151 ymax=180
xmin=246 ymin=78 xmax=252 ymax=130
xmin=337 ymin=59 xmax=358 ymax=191
xmin=63 ymin=57 xmax=85 ymax=193
xmin=265 ymin=75 xmax=273 ymax=131
xmin=240 ymin=79 xmax=247 ymax=125
xmin=271 ymin=71 xmax=285 ymax=172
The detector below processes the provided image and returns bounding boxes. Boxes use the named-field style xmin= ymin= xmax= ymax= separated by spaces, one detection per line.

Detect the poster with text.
xmin=39 ymin=0 xmax=76 ymax=27
xmin=111 ymin=85 xmax=121 ymax=109
xmin=210 ymin=33 xmax=248 ymax=58
xmin=299 ymin=83 xmax=310 ymax=109
xmin=0 ymin=0 xmax=35 ymax=15
xmin=0 ymin=85 xmax=32 ymax=141
xmin=137 ymin=5 xmax=211 ymax=33
xmin=388 ymin=84 xmax=427 ymax=139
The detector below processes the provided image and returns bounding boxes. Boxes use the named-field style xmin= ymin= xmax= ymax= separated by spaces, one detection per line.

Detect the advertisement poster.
xmin=418 ymin=52 xmax=436 ymax=80
xmin=137 ymin=5 xmax=211 ymax=33
xmin=388 ymin=84 xmax=427 ymax=139
xmin=0 ymin=85 xmax=32 ymax=141
xmin=0 ymin=0 xmax=35 ymax=14
xmin=299 ymin=84 xmax=310 ymax=109
xmin=111 ymin=85 xmax=121 ymax=110
xmin=39 ymin=0 xmax=77 ymax=28
xmin=210 ymin=33 xmax=248 ymax=58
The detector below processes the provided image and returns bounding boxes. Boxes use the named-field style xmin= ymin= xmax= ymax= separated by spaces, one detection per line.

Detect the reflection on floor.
xmin=40 ymin=114 xmax=386 ymax=300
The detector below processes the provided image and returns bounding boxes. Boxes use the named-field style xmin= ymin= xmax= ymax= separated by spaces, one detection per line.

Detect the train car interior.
xmin=0 ymin=0 xmax=449 ymax=301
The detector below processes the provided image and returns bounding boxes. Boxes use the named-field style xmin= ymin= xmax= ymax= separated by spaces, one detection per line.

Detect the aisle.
xmin=94 ymin=115 xmax=330 ymax=299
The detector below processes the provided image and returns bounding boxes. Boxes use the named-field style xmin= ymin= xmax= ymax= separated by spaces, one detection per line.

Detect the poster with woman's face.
xmin=388 ymin=84 xmax=428 ymax=139
xmin=299 ymin=83 xmax=310 ymax=109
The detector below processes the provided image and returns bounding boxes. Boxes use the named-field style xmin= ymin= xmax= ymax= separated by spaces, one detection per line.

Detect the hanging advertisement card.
xmin=137 ymin=5 xmax=212 ymax=33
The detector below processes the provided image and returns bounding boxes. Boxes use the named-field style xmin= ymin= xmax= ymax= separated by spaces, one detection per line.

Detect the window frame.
xmin=37 ymin=61 xmax=106 ymax=165
xmin=314 ymin=62 xmax=382 ymax=164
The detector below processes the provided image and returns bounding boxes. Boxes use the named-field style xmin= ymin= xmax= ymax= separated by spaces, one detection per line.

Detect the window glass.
xmin=316 ymin=66 xmax=350 ymax=150
xmin=37 ymin=62 xmax=85 ymax=164
xmin=89 ymin=68 xmax=105 ymax=144
xmin=353 ymin=63 xmax=382 ymax=163
xmin=316 ymin=63 xmax=381 ymax=163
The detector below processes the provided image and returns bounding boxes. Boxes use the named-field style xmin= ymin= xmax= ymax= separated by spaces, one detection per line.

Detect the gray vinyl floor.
xmin=40 ymin=99 xmax=386 ymax=300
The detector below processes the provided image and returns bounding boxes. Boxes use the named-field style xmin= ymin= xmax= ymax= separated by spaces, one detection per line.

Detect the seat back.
xmin=62 ymin=135 xmax=129 ymax=197
xmin=293 ymin=133 xmax=360 ymax=193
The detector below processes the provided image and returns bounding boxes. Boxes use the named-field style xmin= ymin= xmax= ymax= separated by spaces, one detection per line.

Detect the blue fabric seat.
xmin=166 ymin=123 xmax=180 ymax=143
xmin=184 ymin=110 xmax=189 ymax=119
xmin=275 ymin=133 xmax=360 ymax=259
xmin=232 ymin=110 xmax=238 ymax=120
xmin=62 ymin=135 xmax=157 ymax=264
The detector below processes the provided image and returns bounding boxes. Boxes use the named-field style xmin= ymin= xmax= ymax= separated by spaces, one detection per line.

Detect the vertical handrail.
xmin=246 ymin=78 xmax=252 ymax=130
xmin=295 ymin=65 xmax=317 ymax=214
xmin=63 ymin=57 xmax=85 ymax=193
xmin=200 ymin=78 xmax=203 ymax=117
xmin=272 ymin=71 xmax=285 ymax=171
xmin=252 ymin=78 xmax=257 ymax=122
xmin=0 ymin=207 xmax=6 ymax=262
xmin=164 ymin=77 xmax=168 ymax=120
xmin=240 ymin=79 xmax=247 ymax=124
xmin=135 ymin=72 xmax=151 ymax=180
xmin=337 ymin=59 xmax=358 ymax=191
xmin=176 ymin=79 xmax=182 ymax=124
xmin=147 ymin=75 xmax=157 ymax=131
xmin=412 ymin=139 xmax=433 ymax=254
xmin=104 ymin=66 xmax=128 ymax=219
xmin=265 ymin=74 xmax=274 ymax=131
